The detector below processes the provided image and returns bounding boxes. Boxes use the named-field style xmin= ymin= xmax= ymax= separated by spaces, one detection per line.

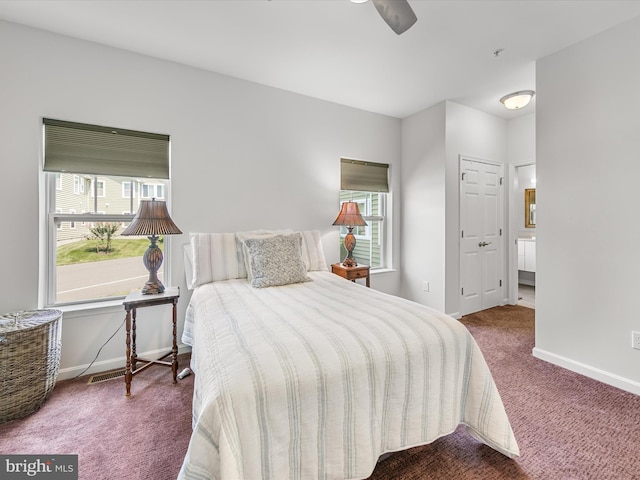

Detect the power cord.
xmin=72 ymin=316 xmax=126 ymax=380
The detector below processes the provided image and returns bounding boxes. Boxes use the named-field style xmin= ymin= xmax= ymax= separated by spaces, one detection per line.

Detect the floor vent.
xmin=87 ymin=368 xmax=126 ymax=385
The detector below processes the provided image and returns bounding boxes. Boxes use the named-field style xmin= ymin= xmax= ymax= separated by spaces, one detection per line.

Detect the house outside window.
xmin=339 ymin=158 xmax=389 ymax=269
xmin=43 ymin=118 xmax=171 ymax=306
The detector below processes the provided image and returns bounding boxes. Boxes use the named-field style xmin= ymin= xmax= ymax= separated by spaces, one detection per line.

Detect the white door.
xmin=460 ymin=158 xmax=504 ymax=316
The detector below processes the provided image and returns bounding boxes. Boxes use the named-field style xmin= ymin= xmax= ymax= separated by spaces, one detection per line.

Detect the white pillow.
xmin=190 ymin=232 xmax=247 ymax=287
xmin=298 ymin=230 xmax=328 ymax=271
xmin=243 ymin=233 xmax=310 ymax=288
xmin=183 ymin=244 xmax=194 ymax=290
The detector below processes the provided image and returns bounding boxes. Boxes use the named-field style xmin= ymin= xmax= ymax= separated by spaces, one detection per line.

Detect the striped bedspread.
xmin=178 ymin=272 xmax=519 ymax=480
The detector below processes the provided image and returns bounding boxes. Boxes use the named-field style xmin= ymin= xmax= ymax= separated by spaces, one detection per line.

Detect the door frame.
xmin=458 ymin=155 xmax=506 ymax=316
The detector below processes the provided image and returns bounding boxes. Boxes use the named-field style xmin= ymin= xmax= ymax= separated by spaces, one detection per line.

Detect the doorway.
xmin=514 ymin=164 xmax=536 ymax=309
xmin=459 ymin=157 xmax=504 ymax=316
xmin=518 ymin=284 xmax=535 ymax=308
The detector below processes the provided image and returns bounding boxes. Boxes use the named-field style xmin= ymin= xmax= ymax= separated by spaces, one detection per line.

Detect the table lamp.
xmin=121 ymin=199 xmax=182 ymax=294
xmin=332 ymin=201 xmax=367 ymax=267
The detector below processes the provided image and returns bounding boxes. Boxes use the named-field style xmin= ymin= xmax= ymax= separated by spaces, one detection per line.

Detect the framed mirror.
xmin=525 ymin=188 xmax=536 ymax=228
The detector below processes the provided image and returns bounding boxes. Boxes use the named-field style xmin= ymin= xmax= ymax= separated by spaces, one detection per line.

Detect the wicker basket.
xmin=0 ymin=309 xmax=62 ymax=424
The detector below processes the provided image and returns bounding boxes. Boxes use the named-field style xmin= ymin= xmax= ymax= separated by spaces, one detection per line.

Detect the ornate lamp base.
xmin=342 ymin=257 xmax=358 ymax=267
xmin=141 ymin=280 xmax=165 ymax=295
xmin=341 ymin=229 xmax=358 ymax=267
xmin=141 ymin=235 xmax=165 ymax=295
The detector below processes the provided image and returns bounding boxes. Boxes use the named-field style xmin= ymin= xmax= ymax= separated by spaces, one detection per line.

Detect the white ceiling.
xmin=2 ymin=0 xmax=640 ymax=119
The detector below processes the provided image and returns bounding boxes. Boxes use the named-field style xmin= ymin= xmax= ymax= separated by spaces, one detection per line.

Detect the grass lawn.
xmin=56 ymin=238 xmax=159 ymax=266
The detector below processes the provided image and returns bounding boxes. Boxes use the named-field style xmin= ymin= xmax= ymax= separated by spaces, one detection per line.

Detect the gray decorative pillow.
xmin=244 ymin=233 xmax=311 ymax=288
xmin=236 ymin=229 xmax=294 ymax=281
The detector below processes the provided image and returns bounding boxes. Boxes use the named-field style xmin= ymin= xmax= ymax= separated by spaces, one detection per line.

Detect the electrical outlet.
xmin=633 ymin=331 xmax=640 ymax=350
xmin=423 ymin=281 xmax=429 ymax=292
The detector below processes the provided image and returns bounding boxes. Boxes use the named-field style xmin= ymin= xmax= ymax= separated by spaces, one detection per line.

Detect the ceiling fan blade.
xmin=371 ymin=0 xmax=417 ymax=35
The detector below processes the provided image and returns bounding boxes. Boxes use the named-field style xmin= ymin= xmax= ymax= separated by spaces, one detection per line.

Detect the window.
xmin=69 ymin=209 xmax=76 ymax=229
xmin=90 ymin=179 xmax=106 ymax=197
xmin=73 ymin=175 xmax=85 ymax=194
xmin=141 ymin=183 xmax=165 ymax=199
xmin=122 ymin=181 xmax=137 ymax=199
xmin=339 ymin=158 xmax=389 ymax=269
xmin=338 ymin=191 xmax=386 ymax=268
xmin=43 ymin=118 xmax=171 ymax=306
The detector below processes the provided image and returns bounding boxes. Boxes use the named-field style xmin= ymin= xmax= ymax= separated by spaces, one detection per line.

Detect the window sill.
xmin=370 ymin=267 xmax=397 ymax=276
xmin=49 ymin=298 xmax=125 ymax=319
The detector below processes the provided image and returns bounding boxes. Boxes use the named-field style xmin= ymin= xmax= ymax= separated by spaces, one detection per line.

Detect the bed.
xmin=177 ymin=230 xmax=519 ymax=480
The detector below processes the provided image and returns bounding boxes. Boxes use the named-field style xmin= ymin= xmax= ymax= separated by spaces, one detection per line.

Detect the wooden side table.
xmin=331 ymin=263 xmax=370 ymax=287
xmin=122 ymin=287 xmax=179 ymax=396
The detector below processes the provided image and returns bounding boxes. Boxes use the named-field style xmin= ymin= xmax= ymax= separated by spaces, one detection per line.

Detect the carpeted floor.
xmin=1 ymin=305 xmax=639 ymax=479
xmin=368 ymin=306 xmax=640 ymax=480
xmin=0 ymin=354 xmax=194 ymax=480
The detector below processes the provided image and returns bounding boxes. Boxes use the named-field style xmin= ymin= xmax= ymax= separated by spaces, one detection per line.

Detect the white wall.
xmin=0 ymin=20 xmax=401 ymax=378
xmin=400 ymin=102 xmax=447 ymax=311
xmin=535 ymin=15 xmax=640 ymax=393
xmin=400 ymin=101 xmax=508 ymax=317
xmin=507 ymin=113 xmax=535 ymax=166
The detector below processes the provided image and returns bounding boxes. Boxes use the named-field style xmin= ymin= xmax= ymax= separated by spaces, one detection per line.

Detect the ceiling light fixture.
xmin=500 ymin=90 xmax=535 ymax=110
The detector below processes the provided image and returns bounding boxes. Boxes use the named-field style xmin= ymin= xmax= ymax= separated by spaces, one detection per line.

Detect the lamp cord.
xmin=71 ymin=316 xmax=126 ymax=380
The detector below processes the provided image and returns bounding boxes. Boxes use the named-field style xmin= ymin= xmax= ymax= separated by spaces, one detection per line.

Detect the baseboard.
xmin=56 ymin=344 xmax=192 ymax=381
xmin=532 ymin=347 xmax=640 ymax=395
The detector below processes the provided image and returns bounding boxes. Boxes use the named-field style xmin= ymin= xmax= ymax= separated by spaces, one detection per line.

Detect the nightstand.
xmin=331 ymin=263 xmax=370 ymax=287
xmin=122 ymin=287 xmax=180 ymax=396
